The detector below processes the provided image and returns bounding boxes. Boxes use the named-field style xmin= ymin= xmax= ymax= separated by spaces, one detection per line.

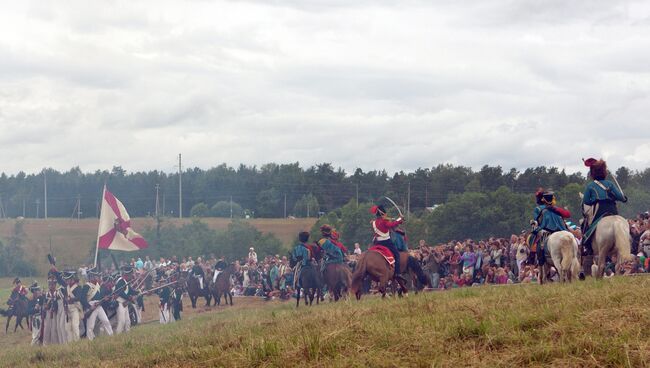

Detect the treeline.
xmin=0 ymin=163 xmax=649 ymax=221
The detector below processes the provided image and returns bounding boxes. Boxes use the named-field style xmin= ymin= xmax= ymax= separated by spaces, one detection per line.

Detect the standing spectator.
xmin=424 ymin=247 xmax=445 ymax=288
xmin=144 ymin=256 xmax=153 ymax=271
xmin=248 ymin=247 xmax=258 ymax=264
xmin=353 ymin=243 xmax=362 ymax=255
xmin=490 ymin=243 xmax=502 ymax=267
xmin=516 ymin=237 xmax=529 ymax=279
xmin=460 ymin=245 xmax=477 ymax=275
xmin=135 ymin=258 xmax=144 ymax=270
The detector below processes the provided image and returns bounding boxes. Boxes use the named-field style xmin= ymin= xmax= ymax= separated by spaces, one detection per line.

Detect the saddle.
xmin=369 ymin=245 xmax=395 ymax=266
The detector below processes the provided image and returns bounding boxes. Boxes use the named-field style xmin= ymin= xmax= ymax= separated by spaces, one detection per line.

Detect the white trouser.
xmin=65 ymin=303 xmax=82 ymax=342
xmin=43 ymin=311 xmax=59 ymax=345
xmin=86 ymin=302 xmax=113 ymax=340
xmin=198 ymin=276 xmax=204 ymax=289
xmin=31 ymin=315 xmax=42 ymax=346
xmin=115 ymin=298 xmax=130 ymax=334
xmin=212 ymin=270 xmax=221 ymax=283
xmin=159 ymin=303 xmax=172 ymax=324
xmin=56 ymin=300 xmax=69 ymax=344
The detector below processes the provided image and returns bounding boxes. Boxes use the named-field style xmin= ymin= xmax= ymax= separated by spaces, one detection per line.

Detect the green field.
xmin=0 ymin=218 xmax=317 ymax=275
xmin=1 ymin=276 xmax=649 ymax=367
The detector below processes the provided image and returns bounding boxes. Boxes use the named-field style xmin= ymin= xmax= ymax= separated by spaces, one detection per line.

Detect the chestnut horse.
xmin=1 ymin=290 xmax=29 ymax=333
xmin=350 ymin=250 xmax=428 ymax=300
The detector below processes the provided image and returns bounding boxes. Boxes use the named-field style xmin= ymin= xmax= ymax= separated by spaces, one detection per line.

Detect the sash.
xmin=372 ymin=220 xmax=390 ymax=241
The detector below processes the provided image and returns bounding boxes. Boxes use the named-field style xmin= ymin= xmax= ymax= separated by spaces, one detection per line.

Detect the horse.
xmin=295 ymin=265 xmax=323 ymax=307
xmin=186 ymin=272 xmax=212 ymax=308
xmin=211 ymin=264 xmax=235 ymax=306
xmin=321 ymin=263 xmax=352 ymax=302
xmin=0 ymin=290 xmax=29 ymax=333
xmin=539 ymin=231 xmax=581 ymax=284
xmin=350 ymin=250 xmax=428 ymax=300
xmin=589 ymin=215 xmax=633 ymax=278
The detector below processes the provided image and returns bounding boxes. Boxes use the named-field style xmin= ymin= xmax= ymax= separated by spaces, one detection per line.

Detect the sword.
xmin=608 ymin=170 xmax=626 ymax=198
xmin=384 ymin=196 xmax=404 ymax=218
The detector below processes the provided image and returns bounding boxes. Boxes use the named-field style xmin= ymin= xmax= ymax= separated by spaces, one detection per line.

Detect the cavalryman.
xmin=82 ymin=268 xmax=114 ymax=340
xmin=27 ymin=282 xmax=44 ymax=346
xmin=581 ymin=158 xmax=628 ymax=254
xmin=370 ymin=204 xmax=404 ymax=277
xmin=7 ymin=278 xmax=28 ymax=314
xmin=191 ymin=259 xmax=206 ymax=291
xmin=531 ymin=189 xmax=571 ymax=265
xmin=114 ymin=266 xmax=138 ymax=334
xmin=291 ymin=231 xmax=314 ymax=289
xmin=318 ymin=225 xmax=345 ymax=272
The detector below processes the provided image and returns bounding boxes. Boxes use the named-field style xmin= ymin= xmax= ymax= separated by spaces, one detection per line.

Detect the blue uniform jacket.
xmin=582 ymin=180 xmax=626 ymax=205
xmin=534 ymin=205 xmax=567 ymax=232
xmin=291 ymin=243 xmax=312 ymax=267
xmin=318 ymin=238 xmax=344 ymax=265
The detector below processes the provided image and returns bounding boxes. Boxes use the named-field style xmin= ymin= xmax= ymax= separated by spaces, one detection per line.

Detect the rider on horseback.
xmin=370 ymin=204 xmax=404 ymax=277
xmin=531 ymin=189 xmax=571 ymax=265
xmin=191 ymin=260 xmax=206 ymax=290
xmin=581 ymin=158 xmax=628 ymax=255
xmin=7 ymin=278 xmax=28 ymax=313
xmin=291 ymin=231 xmax=314 ymax=288
xmin=317 ymin=225 xmax=345 ymax=272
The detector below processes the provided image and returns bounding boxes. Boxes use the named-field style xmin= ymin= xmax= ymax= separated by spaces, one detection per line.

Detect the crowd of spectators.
xmin=77 ymin=212 xmax=650 ymax=298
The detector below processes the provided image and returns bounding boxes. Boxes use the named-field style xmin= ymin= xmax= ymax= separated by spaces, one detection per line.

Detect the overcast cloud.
xmin=1 ymin=0 xmax=649 ymax=175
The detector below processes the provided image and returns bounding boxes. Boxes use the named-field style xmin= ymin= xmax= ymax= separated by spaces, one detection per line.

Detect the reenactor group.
xmin=7 ymin=262 xmax=185 ymax=346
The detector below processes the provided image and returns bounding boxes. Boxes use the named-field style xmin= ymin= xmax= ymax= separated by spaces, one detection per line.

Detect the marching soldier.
xmin=42 ymin=276 xmax=66 ymax=345
xmin=171 ymin=275 xmax=183 ymax=321
xmin=157 ymin=281 xmax=173 ymax=324
xmin=27 ymin=282 xmax=44 ymax=346
xmin=82 ymin=268 xmax=114 ymax=340
xmin=62 ymin=270 xmax=83 ymax=342
xmin=113 ymin=266 xmax=138 ymax=334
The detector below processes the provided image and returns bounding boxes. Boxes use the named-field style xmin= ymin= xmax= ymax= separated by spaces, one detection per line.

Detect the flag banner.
xmin=96 ymin=186 xmax=148 ymax=251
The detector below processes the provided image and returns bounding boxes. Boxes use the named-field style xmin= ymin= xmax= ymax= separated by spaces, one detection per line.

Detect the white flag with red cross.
xmin=96 ymin=185 xmax=148 ymax=252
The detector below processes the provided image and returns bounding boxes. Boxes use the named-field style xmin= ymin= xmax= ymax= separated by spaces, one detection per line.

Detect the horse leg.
xmin=295 ymin=288 xmax=301 ymax=308
xmin=5 ymin=315 xmax=11 ymax=333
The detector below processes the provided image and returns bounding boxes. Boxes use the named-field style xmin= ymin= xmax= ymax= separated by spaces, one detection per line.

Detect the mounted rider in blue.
xmin=530 ymin=189 xmax=571 ymax=265
xmin=581 ymin=158 xmax=627 ymax=254
xmin=290 ymin=231 xmax=313 ymax=289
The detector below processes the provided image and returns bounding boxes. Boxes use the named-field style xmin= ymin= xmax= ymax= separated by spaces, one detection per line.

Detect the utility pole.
xmin=155 ymin=184 xmax=160 ymax=218
xmin=43 ymin=170 xmax=48 ymax=220
xmin=407 ymin=181 xmax=411 ymax=221
xmin=307 ymin=202 xmax=310 ymax=218
xmin=22 ymin=198 xmax=26 ymax=217
xmin=36 ymin=199 xmax=40 ymax=218
xmin=178 ymin=154 xmax=183 ymax=219
xmin=425 ymin=184 xmax=429 ymax=208
xmin=0 ymin=197 xmax=6 ymax=219
xmin=355 ymin=183 xmax=359 ymax=207
xmin=230 ymin=196 xmax=233 ymax=219
xmin=71 ymin=194 xmax=81 ymax=221
xmin=284 ymin=193 xmax=287 ymax=218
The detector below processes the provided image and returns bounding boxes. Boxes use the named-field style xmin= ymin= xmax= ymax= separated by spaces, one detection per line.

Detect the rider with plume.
xmin=370 ymin=204 xmax=404 ymax=276
xmin=531 ymin=189 xmax=571 ymax=265
xmin=581 ymin=158 xmax=627 ymax=254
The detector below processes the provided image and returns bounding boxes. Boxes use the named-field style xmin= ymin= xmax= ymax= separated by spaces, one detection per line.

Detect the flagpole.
xmin=94 ymin=185 xmax=106 ymax=268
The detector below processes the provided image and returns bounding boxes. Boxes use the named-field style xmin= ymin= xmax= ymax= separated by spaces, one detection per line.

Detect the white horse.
xmin=540 ymin=231 xmax=581 ymax=284
xmin=589 ymin=215 xmax=632 ymax=278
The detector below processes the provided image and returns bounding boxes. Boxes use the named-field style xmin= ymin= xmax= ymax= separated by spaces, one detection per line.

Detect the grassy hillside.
xmin=0 ymin=218 xmax=317 ymax=275
xmin=2 ymin=276 xmax=650 ymax=367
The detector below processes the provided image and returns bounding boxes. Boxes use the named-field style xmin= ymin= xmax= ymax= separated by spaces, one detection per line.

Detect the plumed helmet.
xmin=370 ymin=205 xmax=387 ymax=216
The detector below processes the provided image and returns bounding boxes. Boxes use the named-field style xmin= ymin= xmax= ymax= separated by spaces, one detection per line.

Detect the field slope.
xmin=0 ymin=218 xmax=316 ymax=275
xmin=2 ymin=276 xmax=650 ymax=367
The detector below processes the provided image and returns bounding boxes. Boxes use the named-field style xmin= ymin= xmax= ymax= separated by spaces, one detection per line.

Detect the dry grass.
xmin=1 ymin=276 xmax=650 ymax=367
xmin=0 ymin=218 xmax=316 ymax=274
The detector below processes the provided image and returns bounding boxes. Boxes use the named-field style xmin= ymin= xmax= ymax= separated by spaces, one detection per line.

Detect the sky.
xmin=1 ymin=0 xmax=649 ymax=176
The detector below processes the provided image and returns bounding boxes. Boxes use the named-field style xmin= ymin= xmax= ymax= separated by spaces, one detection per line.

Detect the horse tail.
xmin=406 ymin=256 xmax=428 ymax=287
xmin=350 ymin=254 xmax=367 ymax=296
xmin=613 ymin=217 xmax=632 ymax=263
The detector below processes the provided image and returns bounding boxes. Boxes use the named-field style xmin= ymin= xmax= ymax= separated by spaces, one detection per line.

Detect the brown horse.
xmin=211 ymin=264 xmax=235 ymax=306
xmin=186 ymin=273 xmax=212 ymax=308
xmin=322 ymin=263 xmax=351 ymax=302
xmin=350 ymin=251 xmax=428 ymax=300
xmin=1 ymin=290 xmax=29 ymax=333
